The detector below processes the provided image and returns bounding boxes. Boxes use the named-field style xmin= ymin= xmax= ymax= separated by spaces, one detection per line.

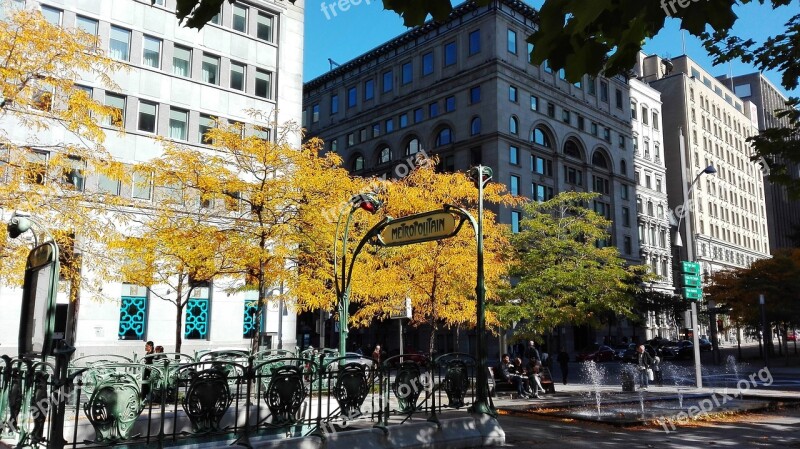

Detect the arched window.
xmin=353 ymin=154 xmax=365 ymax=171
xmin=435 ymin=127 xmax=452 ymax=147
xmin=509 ymin=116 xmax=519 ymax=135
xmin=405 ymin=137 xmax=420 ymax=155
xmin=564 ymin=139 xmax=582 ymax=160
xmin=620 ymin=159 xmax=627 ymax=175
xmin=591 ymin=150 xmax=608 ymax=169
xmin=378 ymin=146 xmax=391 ymax=164
xmin=470 ymin=116 xmax=481 ymax=136
xmin=531 ymin=127 xmax=552 ymax=147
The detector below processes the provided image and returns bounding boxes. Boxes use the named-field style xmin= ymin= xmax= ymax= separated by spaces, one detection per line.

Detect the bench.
xmin=486 ymin=366 xmax=517 ymax=397
xmin=538 ymin=367 xmax=556 ymax=394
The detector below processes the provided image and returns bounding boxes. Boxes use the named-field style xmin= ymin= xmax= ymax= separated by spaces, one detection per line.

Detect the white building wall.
xmin=0 ymin=0 xmax=304 ymax=357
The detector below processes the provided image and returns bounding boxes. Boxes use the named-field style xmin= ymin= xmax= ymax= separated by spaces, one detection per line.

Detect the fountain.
xmin=580 ymin=360 xmax=607 ymax=418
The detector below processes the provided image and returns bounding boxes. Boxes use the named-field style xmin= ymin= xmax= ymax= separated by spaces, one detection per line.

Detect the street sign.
xmin=684 ymin=287 xmax=702 ymax=300
xmin=681 ymin=261 xmax=700 ymax=274
xmin=683 ymin=274 xmax=702 ymax=288
xmin=378 ymin=210 xmax=457 ymax=247
xmin=390 ymin=297 xmax=412 ymax=319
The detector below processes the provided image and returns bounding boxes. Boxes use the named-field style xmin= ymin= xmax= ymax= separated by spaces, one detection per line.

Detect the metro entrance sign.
xmin=378 ymin=210 xmax=459 ymax=247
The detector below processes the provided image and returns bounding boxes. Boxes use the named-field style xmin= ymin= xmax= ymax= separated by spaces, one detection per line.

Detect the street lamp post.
xmin=760 ymin=293 xmax=769 ymax=368
xmin=674 ymin=165 xmax=716 ymax=388
xmin=468 ymin=165 xmax=493 ymax=415
xmin=334 ymin=193 xmax=383 ymax=358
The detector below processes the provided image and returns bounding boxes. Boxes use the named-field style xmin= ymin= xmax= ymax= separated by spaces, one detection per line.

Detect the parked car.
xmin=661 ymin=340 xmax=695 ymax=360
xmin=613 ymin=343 xmax=634 ymax=360
xmin=698 ymin=337 xmax=712 ymax=351
xmin=575 ymin=344 xmax=616 ymax=362
xmin=787 ymin=332 xmax=797 ymax=342
xmin=621 ymin=344 xmax=657 ymax=363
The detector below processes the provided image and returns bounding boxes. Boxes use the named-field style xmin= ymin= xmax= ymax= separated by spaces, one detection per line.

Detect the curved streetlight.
xmin=334 ymin=193 xmax=383 ymax=358
xmin=673 ymin=165 xmax=715 ymax=388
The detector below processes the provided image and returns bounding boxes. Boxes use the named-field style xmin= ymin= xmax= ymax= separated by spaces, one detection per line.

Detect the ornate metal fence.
xmin=0 ymin=351 xmax=483 ymax=448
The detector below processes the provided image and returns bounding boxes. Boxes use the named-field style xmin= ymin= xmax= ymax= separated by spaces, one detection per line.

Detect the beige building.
xmin=639 ymin=54 xmax=770 ymax=283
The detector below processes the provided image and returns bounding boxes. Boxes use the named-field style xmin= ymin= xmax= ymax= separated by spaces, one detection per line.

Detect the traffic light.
xmin=680 ymin=261 xmax=702 ymax=300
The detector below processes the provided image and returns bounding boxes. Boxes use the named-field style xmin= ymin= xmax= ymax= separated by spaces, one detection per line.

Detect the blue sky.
xmin=304 ymin=0 xmax=799 ymax=98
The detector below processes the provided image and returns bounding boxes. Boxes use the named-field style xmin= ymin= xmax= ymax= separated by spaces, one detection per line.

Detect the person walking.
xmin=524 ymin=341 xmax=540 ymax=364
xmin=142 ymin=341 xmax=155 ymax=401
xmin=557 ymin=350 xmax=569 ymax=385
xmin=371 ymin=344 xmax=382 ymax=365
xmin=636 ymin=345 xmax=653 ymax=390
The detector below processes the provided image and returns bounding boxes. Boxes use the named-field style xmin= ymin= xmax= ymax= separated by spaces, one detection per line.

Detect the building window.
xmin=132 ymin=172 xmax=153 ymax=200
xmin=399 ymin=113 xmax=408 ymax=128
xmin=547 ymin=102 xmax=555 ymax=118
xmin=532 ymin=183 xmax=553 ymax=202
xmin=530 ymin=95 xmax=538 ymax=111
xmin=469 ymin=29 xmax=480 ymax=55
xmin=593 ymin=175 xmax=610 ymax=194
xmin=104 ymin=93 xmax=126 ymax=127
xmin=445 ymin=95 xmax=455 ymax=112
xmin=618 ymin=134 xmax=625 ymax=149
xmin=531 ymin=127 xmax=551 ymax=148
xmin=429 ymin=102 xmax=438 ymax=117
xmin=631 ymin=102 xmax=637 ymax=120
xmin=642 ymin=107 xmax=649 ymax=125
xmin=621 ymin=184 xmax=629 ymax=200
xmin=511 ymin=211 xmax=521 ymax=233
xmin=615 ymin=89 xmax=623 ymax=108
xmin=444 ymin=41 xmax=457 ymax=66
xmin=379 ymin=147 xmax=391 ymax=164
xmin=382 ymin=70 xmax=393 ymax=93
xmin=603 ymin=127 xmax=611 ymax=142
xmin=109 ymin=26 xmax=131 ymax=61
xmin=509 ymin=85 xmax=518 ymax=102
xmin=230 ymin=61 xmax=246 ymax=91
xmin=587 ymin=76 xmax=596 ymax=95
xmin=591 ymin=122 xmax=598 ymax=136
xmin=623 ymin=236 xmax=632 ymax=255
xmin=422 ymin=52 xmax=434 ymax=76
xmin=436 ymin=127 xmax=452 ymax=146
xmin=509 ymin=146 xmax=519 ymax=165
xmin=201 ymin=54 xmax=220 ymax=84
xmin=510 ymin=175 xmax=520 ymax=195
xmin=531 ymin=155 xmax=552 ymax=176
xmin=577 ymin=115 xmax=585 ymax=130
xmin=406 ymin=138 xmax=420 ymax=155
xmin=76 ymin=15 xmax=98 ymax=35
xmin=257 ymin=12 xmax=273 ymax=42
xmin=562 ymin=109 xmax=570 ymax=123
xmin=652 ymin=111 xmax=659 ymax=129
xmin=402 ymin=62 xmax=413 ymax=84
xmin=173 ymin=45 xmax=191 ymax=77
xmin=600 ymin=80 xmax=608 ymax=102
xmin=118 ymin=284 xmax=147 ymax=340
xmin=353 ymin=155 xmax=365 ymax=171
xmin=565 ymin=166 xmax=583 ymax=186
xmin=348 ymin=86 xmax=357 ymax=108
xmin=471 ymin=116 xmax=481 ymax=135
xmin=137 ymin=100 xmax=157 ymax=133
xmin=98 ymin=172 xmax=120 ymax=195
xmin=311 ymin=104 xmax=319 ymax=123
xmin=622 ymin=207 xmax=630 ymax=227
xmin=255 ymin=69 xmax=272 ymax=98
xmin=593 ymin=200 xmax=611 ymax=219
xmin=232 ymin=4 xmax=248 ymax=32
xmin=414 ymin=108 xmax=423 ymax=123
xmin=242 ymin=295 xmax=259 ymax=339
xmin=509 ymin=116 xmax=518 ymax=135
xmin=198 ymin=114 xmax=214 ymax=144
xmin=41 ymin=5 xmax=61 ymax=24
xmin=364 ymin=79 xmax=375 ymax=101
xmin=385 ymin=118 xmax=394 ymax=133
xmin=185 ymin=286 xmax=210 ymax=340
xmin=558 ymin=68 xmax=566 ymax=80
xmin=507 ymin=29 xmax=517 ymax=54
xmin=142 ymin=35 xmax=161 ymax=68
xmin=169 ymin=108 xmax=188 ymax=140
xmin=470 ymin=85 xmax=481 ymax=103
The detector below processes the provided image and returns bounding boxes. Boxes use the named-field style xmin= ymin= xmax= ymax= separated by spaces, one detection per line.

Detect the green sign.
xmin=682 ymin=274 xmax=702 ymax=288
xmin=681 ymin=261 xmax=700 ymax=274
xmin=378 ymin=211 xmax=458 ymax=247
xmin=684 ymin=287 xmax=702 ymax=300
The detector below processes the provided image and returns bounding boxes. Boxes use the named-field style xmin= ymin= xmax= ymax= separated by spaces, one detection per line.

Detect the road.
xmin=490 ymin=407 xmax=800 ymax=448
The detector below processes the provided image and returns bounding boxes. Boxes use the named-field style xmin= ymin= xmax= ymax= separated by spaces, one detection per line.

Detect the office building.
xmin=718 ymin=72 xmax=800 ymax=251
xmin=0 ymin=0 xmax=305 ymax=356
xmin=303 ymin=0 xmax=642 ymax=351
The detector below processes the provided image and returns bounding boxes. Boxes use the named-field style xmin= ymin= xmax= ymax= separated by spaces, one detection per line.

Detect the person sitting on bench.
xmin=497 ymin=354 xmax=533 ymax=399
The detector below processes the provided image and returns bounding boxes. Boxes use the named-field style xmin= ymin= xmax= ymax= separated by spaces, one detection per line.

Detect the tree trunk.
xmin=175 ymin=302 xmax=184 ymax=354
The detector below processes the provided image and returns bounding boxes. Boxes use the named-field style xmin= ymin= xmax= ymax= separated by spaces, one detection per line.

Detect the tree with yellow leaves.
xmin=347 ymin=160 xmax=521 ymax=355
xmin=0 ymin=4 xmax=125 ymax=289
